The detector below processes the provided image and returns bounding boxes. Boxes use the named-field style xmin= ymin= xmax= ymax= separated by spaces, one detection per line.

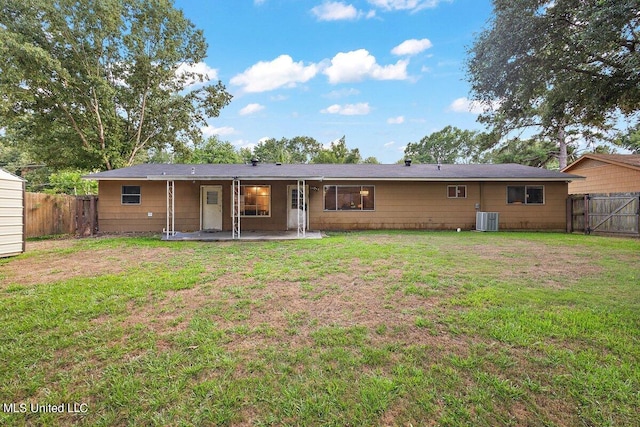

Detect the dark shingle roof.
xmin=85 ymin=163 xmax=582 ymax=181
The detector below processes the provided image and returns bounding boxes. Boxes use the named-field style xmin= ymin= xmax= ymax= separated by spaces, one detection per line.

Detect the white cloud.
xmin=387 ymin=116 xmax=405 ymax=124
xmin=202 ymin=125 xmax=236 ymax=137
xmin=230 ymin=55 xmax=319 ymax=93
xmin=448 ymin=97 xmax=499 ymax=114
xmin=311 ymin=2 xmax=376 ymax=21
xmin=368 ymin=0 xmax=446 ymax=12
xmin=321 ymin=102 xmax=371 ymax=115
xmin=384 ymin=140 xmax=396 ymax=147
xmin=232 ymin=139 xmax=256 ymax=150
xmin=391 ymin=38 xmax=433 ymax=56
xmin=311 ymin=2 xmax=358 ymax=21
xmin=239 ymin=103 xmax=265 ymax=115
xmin=323 ymin=88 xmax=361 ymax=99
xmin=175 ymin=62 xmax=219 ymax=87
xmin=323 ymin=49 xmax=409 ymax=84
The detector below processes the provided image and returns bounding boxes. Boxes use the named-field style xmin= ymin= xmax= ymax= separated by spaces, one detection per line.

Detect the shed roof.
xmin=563 ymin=154 xmax=640 ymax=173
xmin=85 ymin=162 xmax=582 ymax=182
xmin=0 ymin=168 xmax=25 ymax=182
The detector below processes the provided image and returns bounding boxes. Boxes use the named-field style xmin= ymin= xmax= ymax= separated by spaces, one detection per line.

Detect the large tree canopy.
xmin=0 ymin=0 xmax=232 ymax=171
xmin=404 ymin=126 xmax=490 ymax=164
xmin=467 ymin=0 xmax=640 ymax=168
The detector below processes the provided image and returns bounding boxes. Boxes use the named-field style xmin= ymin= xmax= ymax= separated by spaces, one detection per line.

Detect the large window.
xmin=240 ymin=185 xmax=270 ymax=216
xmin=324 ymin=185 xmax=375 ymax=211
xmin=121 ymin=185 xmax=141 ymax=205
xmin=507 ymin=185 xmax=544 ymax=205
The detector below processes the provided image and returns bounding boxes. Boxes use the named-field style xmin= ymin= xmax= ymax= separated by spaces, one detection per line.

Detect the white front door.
xmin=287 ymin=185 xmax=308 ymax=230
xmin=201 ymin=185 xmax=222 ymax=231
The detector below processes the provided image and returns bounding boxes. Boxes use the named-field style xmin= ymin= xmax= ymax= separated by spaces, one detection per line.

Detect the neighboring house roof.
xmin=563 ymin=154 xmax=640 ymax=173
xmin=85 ymin=163 xmax=582 ymax=182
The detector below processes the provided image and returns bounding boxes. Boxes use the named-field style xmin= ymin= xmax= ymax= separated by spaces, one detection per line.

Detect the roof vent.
xmin=404 ymin=159 xmax=412 ymax=167
xmin=275 ymin=162 xmax=282 ymax=166
xmin=191 ymin=167 xmax=195 ymax=175
xmin=251 ymin=158 xmax=259 ymax=166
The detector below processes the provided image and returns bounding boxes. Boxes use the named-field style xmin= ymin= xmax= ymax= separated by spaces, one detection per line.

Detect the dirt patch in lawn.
xmin=2 ymin=239 xmax=171 ymax=287
xmin=456 ymin=241 xmax=603 ymax=288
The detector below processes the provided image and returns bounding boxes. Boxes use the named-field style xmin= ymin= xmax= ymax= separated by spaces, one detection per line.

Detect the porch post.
xmin=297 ymin=179 xmax=306 ymax=237
xmin=232 ymin=178 xmax=241 ymax=239
xmin=166 ymin=180 xmax=175 ymax=238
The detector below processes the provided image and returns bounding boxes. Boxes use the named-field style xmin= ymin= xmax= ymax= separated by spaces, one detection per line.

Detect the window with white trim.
xmin=239 ymin=185 xmax=270 ymax=216
xmin=324 ymin=185 xmax=375 ymax=211
xmin=447 ymin=185 xmax=467 ymax=198
xmin=507 ymin=185 xmax=544 ymax=205
xmin=121 ymin=185 xmax=141 ymax=205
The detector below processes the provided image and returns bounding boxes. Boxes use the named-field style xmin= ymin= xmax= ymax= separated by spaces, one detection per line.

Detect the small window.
xmin=324 ymin=185 xmax=375 ymax=211
xmin=121 ymin=185 xmax=141 ymax=204
xmin=447 ymin=185 xmax=467 ymax=198
xmin=507 ymin=185 xmax=544 ymax=205
xmin=206 ymin=191 xmax=219 ymax=205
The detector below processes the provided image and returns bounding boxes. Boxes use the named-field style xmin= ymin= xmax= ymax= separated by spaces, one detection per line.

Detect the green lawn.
xmin=1 ymin=231 xmax=638 ymax=426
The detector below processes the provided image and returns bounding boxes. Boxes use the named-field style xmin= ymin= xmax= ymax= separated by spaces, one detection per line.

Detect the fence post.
xmin=584 ymin=194 xmax=590 ymax=235
xmin=566 ymin=196 xmax=572 ymax=233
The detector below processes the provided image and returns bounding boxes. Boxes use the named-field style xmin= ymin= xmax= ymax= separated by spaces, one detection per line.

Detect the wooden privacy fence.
xmin=568 ymin=193 xmax=640 ymax=236
xmin=25 ymin=192 xmax=98 ymax=238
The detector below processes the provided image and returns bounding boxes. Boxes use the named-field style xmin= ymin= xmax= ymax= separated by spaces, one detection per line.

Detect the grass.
xmin=0 ymin=231 xmax=639 ymax=426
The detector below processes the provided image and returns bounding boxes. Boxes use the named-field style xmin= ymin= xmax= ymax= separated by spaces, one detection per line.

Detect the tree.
xmin=0 ymin=0 xmax=232 ymax=171
xmin=466 ymin=0 xmax=640 ymax=168
xmin=251 ymin=136 xmax=323 ymax=164
xmin=480 ymin=138 xmax=573 ymax=168
xmin=404 ymin=126 xmax=488 ymax=164
xmin=46 ymin=170 xmax=98 ymax=195
xmin=311 ymin=136 xmax=362 ymax=164
xmin=188 ymin=136 xmax=243 ymax=164
xmin=614 ymin=125 xmax=640 ymax=154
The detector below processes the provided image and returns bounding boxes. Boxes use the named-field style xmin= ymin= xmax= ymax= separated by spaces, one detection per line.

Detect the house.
xmin=562 ymin=154 xmax=640 ymax=194
xmin=0 ymin=168 xmax=25 ymax=257
xmin=85 ymin=162 xmax=582 ymax=237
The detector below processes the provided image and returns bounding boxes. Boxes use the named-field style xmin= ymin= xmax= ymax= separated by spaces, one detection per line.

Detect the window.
xmin=239 ymin=185 xmax=270 ymax=216
xmin=121 ymin=185 xmax=141 ymax=204
xmin=447 ymin=185 xmax=467 ymax=198
xmin=324 ymin=185 xmax=375 ymax=211
xmin=507 ymin=185 xmax=544 ymax=205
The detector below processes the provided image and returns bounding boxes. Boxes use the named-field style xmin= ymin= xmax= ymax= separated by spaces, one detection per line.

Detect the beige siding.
xmin=310 ymin=181 xmax=568 ymax=231
xmin=310 ymin=181 xmax=478 ymax=230
xmin=98 ymin=180 xmax=291 ymax=233
xmin=480 ymin=182 xmax=568 ymax=230
xmin=99 ymin=179 xmax=569 ymax=233
xmin=567 ymin=163 xmax=640 ymax=194
xmin=0 ymin=171 xmax=24 ymax=256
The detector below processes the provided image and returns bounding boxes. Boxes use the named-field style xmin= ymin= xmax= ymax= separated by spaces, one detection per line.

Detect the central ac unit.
xmin=476 ymin=212 xmax=499 ymax=231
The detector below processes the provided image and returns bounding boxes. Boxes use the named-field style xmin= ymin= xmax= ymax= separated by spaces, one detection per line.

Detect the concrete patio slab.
xmin=161 ymin=230 xmax=322 ymax=241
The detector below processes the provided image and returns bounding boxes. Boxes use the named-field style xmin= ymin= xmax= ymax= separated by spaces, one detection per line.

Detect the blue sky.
xmin=174 ymin=0 xmax=494 ymax=163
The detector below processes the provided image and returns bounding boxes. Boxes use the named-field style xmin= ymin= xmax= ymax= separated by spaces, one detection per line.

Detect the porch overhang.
xmin=147 ymin=175 xmax=324 ymax=181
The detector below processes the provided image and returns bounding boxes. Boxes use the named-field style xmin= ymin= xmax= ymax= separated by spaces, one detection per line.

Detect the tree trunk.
xmin=557 ymin=125 xmax=567 ymax=169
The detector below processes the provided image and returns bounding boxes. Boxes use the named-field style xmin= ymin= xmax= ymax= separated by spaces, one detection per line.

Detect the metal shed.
xmin=0 ymin=168 xmax=25 ymax=257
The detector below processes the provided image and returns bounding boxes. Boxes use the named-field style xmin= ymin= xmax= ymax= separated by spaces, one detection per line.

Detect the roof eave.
xmin=87 ymin=175 xmax=582 ymax=182
xmin=146 ymin=175 xmax=326 ymax=181
xmin=563 ymin=154 xmax=640 ymax=173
